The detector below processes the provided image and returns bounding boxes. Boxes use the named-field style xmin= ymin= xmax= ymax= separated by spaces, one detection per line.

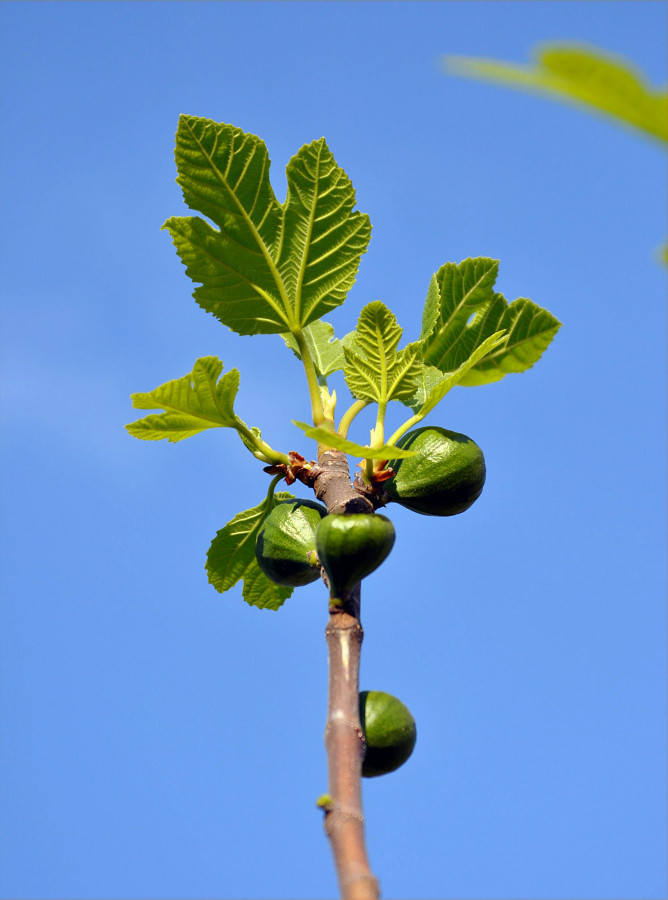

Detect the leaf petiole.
xmin=337 ymin=399 xmax=370 ymax=438
xmin=233 ymin=420 xmax=290 ymax=466
xmin=264 ymin=473 xmax=284 ymax=514
xmin=293 ymin=327 xmax=327 ymax=425
xmin=386 ymin=412 xmax=423 ymax=449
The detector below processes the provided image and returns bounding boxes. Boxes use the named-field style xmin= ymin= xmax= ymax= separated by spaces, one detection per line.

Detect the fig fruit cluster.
xmin=256 ymin=504 xmax=395 ymax=599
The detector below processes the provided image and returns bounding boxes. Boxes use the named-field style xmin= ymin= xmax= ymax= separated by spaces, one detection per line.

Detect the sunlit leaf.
xmin=126 ymin=356 xmax=245 ymax=442
xmin=408 ymin=332 xmax=507 ymax=414
xmin=343 ymin=302 xmax=423 ymax=406
xmin=421 ymin=258 xmax=560 ymax=385
xmin=163 ymin=116 xmax=371 ymax=336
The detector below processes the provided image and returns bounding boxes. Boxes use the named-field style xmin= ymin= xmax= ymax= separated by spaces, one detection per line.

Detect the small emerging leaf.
xmin=206 ymin=492 xmax=295 ymax=611
xmin=293 ymin=421 xmax=415 ymax=459
xmin=343 ymin=302 xmax=423 ymax=407
xmin=281 ymin=320 xmax=345 ymax=380
xmin=126 ymin=356 xmax=245 ymax=442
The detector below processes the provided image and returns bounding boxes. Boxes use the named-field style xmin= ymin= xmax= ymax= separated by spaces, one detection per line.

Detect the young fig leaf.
xmin=280 ymin=320 xmax=345 ymax=381
xmin=343 ymin=301 xmax=423 ymax=407
xmin=408 ymin=331 xmax=507 ymax=415
xmin=421 ymin=258 xmax=560 ymax=385
xmin=126 ymin=356 xmax=244 ymax=442
xmin=163 ymin=116 xmax=371 ymax=337
xmin=206 ymin=491 xmax=296 ymax=611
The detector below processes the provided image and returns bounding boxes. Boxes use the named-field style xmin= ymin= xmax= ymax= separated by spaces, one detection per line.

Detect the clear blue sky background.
xmin=1 ymin=3 xmax=666 ymax=899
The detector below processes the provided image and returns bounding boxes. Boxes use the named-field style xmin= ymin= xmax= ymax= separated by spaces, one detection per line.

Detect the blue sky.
xmin=1 ymin=2 xmax=666 ymax=898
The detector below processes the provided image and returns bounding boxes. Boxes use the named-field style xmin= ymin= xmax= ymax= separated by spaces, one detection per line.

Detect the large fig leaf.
xmin=163 ymin=116 xmax=371 ymax=336
xmin=206 ymin=492 xmax=295 ymax=611
xmin=344 ymin=301 xmax=422 ymax=406
xmin=126 ymin=356 xmax=245 ymax=442
xmin=421 ymin=257 xmax=561 ymax=385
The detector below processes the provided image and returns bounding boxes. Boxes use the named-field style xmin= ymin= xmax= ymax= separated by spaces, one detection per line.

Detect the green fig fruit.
xmin=255 ymin=499 xmax=327 ymax=587
xmin=385 ymin=426 xmax=485 ymax=516
xmin=359 ymin=690 xmax=417 ymax=777
xmin=315 ymin=514 xmax=395 ymax=599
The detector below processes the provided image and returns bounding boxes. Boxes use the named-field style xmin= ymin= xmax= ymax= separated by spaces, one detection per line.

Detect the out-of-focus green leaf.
xmin=163 ymin=116 xmax=371 ymax=336
xmin=445 ymin=44 xmax=668 ymax=144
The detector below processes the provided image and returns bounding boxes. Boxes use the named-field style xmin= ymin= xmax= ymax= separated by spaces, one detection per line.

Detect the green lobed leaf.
xmin=292 ymin=421 xmax=416 ymax=459
xmin=408 ymin=331 xmax=507 ymax=414
xmin=445 ymin=44 xmax=668 ymax=144
xmin=421 ymin=258 xmax=560 ymax=385
xmin=206 ymin=491 xmax=295 ymax=611
xmin=280 ymin=320 xmax=345 ymax=380
xmin=163 ymin=116 xmax=371 ymax=337
xmin=126 ymin=356 xmax=245 ymax=442
xmin=343 ymin=302 xmax=423 ymax=406
xmin=241 ymin=564 xmax=293 ymax=611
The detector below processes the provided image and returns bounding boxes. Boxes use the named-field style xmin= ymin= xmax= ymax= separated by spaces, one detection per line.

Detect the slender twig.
xmin=324 ymin=593 xmax=379 ymax=900
xmin=313 ymin=450 xmax=379 ymax=899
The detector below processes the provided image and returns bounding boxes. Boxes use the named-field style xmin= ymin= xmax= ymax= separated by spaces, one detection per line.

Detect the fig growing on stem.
xmin=315 ymin=514 xmax=395 ymax=599
xmin=255 ymin=499 xmax=327 ymax=587
xmin=385 ymin=426 xmax=486 ymax=516
xmin=359 ymin=690 xmax=417 ymax=777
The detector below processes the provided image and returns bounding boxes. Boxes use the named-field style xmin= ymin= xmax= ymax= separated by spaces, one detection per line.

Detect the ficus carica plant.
xmin=126 ymin=115 xmax=561 ymax=900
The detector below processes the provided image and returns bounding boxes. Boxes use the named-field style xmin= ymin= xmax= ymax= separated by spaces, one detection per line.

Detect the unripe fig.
xmin=315 ymin=514 xmax=395 ymax=598
xmin=359 ymin=690 xmax=417 ymax=777
xmin=255 ymin=499 xmax=327 ymax=587
xmin=385 ymin=426 xmax=485 ymax=516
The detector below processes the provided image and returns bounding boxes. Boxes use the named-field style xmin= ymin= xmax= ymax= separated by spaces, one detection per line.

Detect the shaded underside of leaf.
xmin=459 ymin=299 xmax=561 ymax=385
xmin=241 ymin=564 xmax=293 ymax=611
xmin=206 ymin=491 xmax=295 ymax=611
